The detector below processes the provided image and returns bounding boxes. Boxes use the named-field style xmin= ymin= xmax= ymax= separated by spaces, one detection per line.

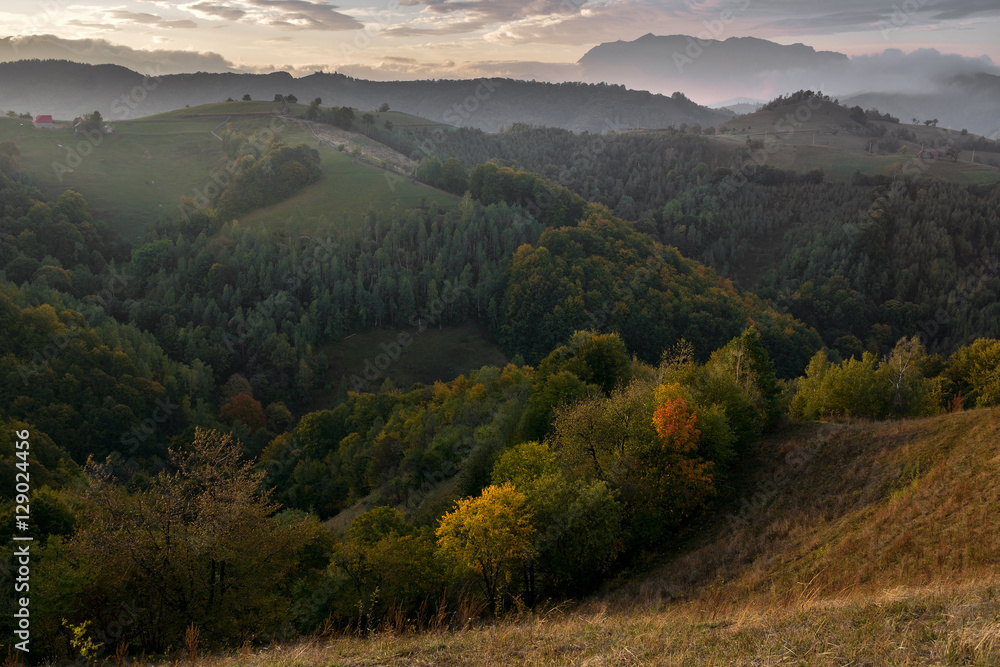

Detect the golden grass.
xmin=615 ymin=408 xmax=1000 ymax=612
xmin=156 ymin=408 xmax=1000 ymax=665
xmin=162 ymin=581 xmax=1000 ymax=666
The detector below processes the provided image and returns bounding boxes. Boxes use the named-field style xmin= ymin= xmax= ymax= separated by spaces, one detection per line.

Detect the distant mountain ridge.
xmin=843 ymin=72 xmax=1000 ymax=140
xmin=0 ymin=59 xmax=730 ymax=132
xmin=581 ymin=33 xmax=848 ymax=67
xmin=579 ymin=34 xmax=847 ymax=96
xmin=577 ymin=34 xmax=1000 ymax=137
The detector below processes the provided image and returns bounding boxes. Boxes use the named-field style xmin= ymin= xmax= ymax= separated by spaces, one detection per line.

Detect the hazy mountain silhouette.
xmin=579 ymin=34 xmax=847 ymax=100
xmin=0 ymin=60 xmax=729 ymax=132
xmin=577 ymin=34 xmax=1000 ymax=137
xmin=843 ymin=72 xmax=1000 ymax=140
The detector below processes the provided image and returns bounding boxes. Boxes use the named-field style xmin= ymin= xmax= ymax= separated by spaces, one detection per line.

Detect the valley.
xmin=1 ymin=34 xmax=999 ymax=665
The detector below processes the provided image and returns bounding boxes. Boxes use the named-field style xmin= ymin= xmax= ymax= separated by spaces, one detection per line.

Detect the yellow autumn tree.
xmin=435 ymin=483 xmax=535 ymax=615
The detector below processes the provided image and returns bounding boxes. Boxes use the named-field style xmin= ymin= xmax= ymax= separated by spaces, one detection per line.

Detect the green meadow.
xmin=0 ymin=103 xmax=456 ymax=241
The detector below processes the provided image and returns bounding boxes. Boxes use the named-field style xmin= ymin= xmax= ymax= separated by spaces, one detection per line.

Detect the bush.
xmin=944 ymin=339 xmax=1000 ymax=407
xmin=791 ymin=337 xmax=940 ymax=420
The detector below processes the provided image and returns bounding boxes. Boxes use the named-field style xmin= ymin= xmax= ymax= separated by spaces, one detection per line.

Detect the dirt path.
xmin=303 ymin=120 xmax=415 ymax=173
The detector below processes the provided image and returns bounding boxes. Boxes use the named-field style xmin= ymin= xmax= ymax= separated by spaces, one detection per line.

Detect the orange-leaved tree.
xmin=219 ymin=392 xmax=266 ymax=431
xmin=551 ymin=380 xmax=716 ymax=548
xmin=644 ymin=384 xmax=716 ymax=526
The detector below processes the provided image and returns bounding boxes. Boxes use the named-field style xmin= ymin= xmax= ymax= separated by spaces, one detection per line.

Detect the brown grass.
xmin=156 ymin=583 xmax=1000 ymax=666
xmin=155 ymin=408 xmax=1000 ymax=665
xmin=614 ymin=408 xmax=1000 ymax=611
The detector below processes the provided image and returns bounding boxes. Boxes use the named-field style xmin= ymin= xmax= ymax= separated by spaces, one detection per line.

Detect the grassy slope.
xmin=0 ymin=115 xmax=223 ymax=240
xmin=0 ymin=103 xmax=456 ymax=241
xmin=184 ymin=407 xmax=1000 ymax=665
xmin=614 ymin=408 xmax=1000 ymax=607
xmin=235 ymin=118 xmax=456 ymax=237
xmin=320 ymin=321 xmax=508 ymax=398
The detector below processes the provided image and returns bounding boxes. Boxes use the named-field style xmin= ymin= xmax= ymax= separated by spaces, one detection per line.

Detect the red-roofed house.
xmin=33 ymin=115 xmax=54 ymax=129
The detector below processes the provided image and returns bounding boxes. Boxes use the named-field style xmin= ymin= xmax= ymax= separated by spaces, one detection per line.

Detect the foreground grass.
xmin=614 ymin=409 xmax=1000 ymax=612
xmin=166 ymin=580 xmax=999 ymax=666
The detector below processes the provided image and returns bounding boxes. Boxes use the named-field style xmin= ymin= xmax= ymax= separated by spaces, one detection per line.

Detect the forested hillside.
xmin=1 ymin=96 xmax=1000 ymax=664
xmin=404 ymin=119 xmax=1000 ymax=358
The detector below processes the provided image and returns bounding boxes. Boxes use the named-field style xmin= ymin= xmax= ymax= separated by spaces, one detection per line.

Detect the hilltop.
xmin=0 ymin=59 xmax=730 ymax=134
xmin=579 ymin=34 xmax=847 ymax=100
xmin=575 ymin=34 xmax=1000 ymax=139
xmin=0 ymin=101 xmax=455 ymax=240
xmin=710 ymin=92 xmax=1000 ymax=183
xmin=155 ymin=407 xmax=1000 ymax=665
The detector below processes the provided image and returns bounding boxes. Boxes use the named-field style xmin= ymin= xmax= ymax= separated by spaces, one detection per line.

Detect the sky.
xmin=0 ymin=0 xmax=998 ymax=84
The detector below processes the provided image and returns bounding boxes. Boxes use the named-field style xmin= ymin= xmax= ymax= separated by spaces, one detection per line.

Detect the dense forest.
xmin=397 ymin=118 xmax=1000 ymax=358
xmin=1 ymin=98 xmax=1000 ymax=662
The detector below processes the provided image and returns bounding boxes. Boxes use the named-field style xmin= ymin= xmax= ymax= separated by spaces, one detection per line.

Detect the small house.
xmin=916 ymin=145 xmax=943 ymax=160
xmin=33 ymin=115 xmax=54 ymax=129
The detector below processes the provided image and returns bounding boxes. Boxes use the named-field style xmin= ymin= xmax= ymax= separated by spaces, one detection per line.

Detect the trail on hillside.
xmin=303 ymin=120 xmax=415 ymax=173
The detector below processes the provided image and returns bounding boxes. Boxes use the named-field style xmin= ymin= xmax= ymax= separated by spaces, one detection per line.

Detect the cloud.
xmin=0 ymin=35 xmax=238 ymax=74
xmin=65 ymin=19 xmax=117 ymax=30
xmin=385 ymin=0 xmax=1000 ymax=48
xmin=484 ymin=0 xmax=682 ymax=45
xmin=384 ymin=0 xmax=593 ymax=37
xmin=106 ymin=10 xmax=199 ymax=29
xmin=333 ymin=57 xmax=582 ymax=82
xmin=724 ymin=0 xmax=1000 ymax=34
xmin=836 ymin=47 xmax=1000 ymax=92
xmin=181 ymin=0 xmax=363 ymax=30
xmin=184 ymin=2 xmax=249 ymax=20
xmin=236 ymin=62 xmax=318 ymax=74
xmin=929 ymin=0 xmax=1000 ymax=21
